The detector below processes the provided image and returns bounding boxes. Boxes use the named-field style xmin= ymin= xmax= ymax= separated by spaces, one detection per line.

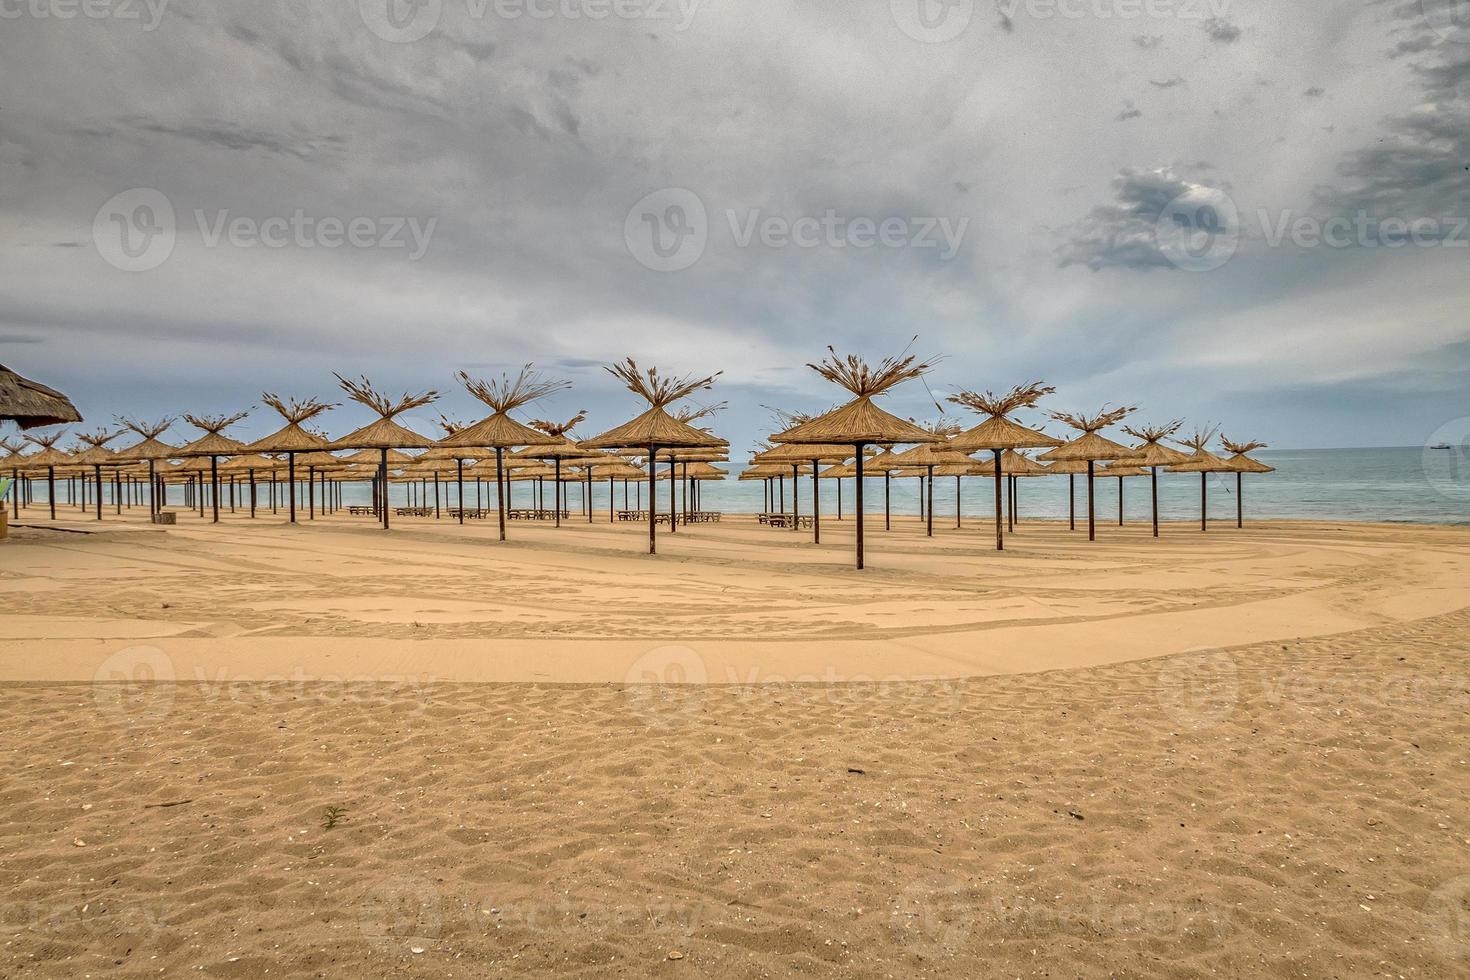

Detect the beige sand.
xmin=1 ymin=514 xmax=1468 ymax=976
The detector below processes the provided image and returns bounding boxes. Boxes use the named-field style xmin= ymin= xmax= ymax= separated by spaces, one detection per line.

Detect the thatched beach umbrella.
xmin=0 ymin=364 xmax=81 ymax=430
xmin=20 ymin=431 xmax=69 ymax=520
xmin=438 ymin=366 xmax=568 ymax=541
xmin=949 ymin=382 xmax=1062 ymax=551
xmin=327 ymin=375 xmax=438 ymax=531
xmin=586 ymin=458 xmax=646 ymax=522
xmin=176 ymin=411 xmax=250 ymax=524
xmin=112 ymin=417 xmax=179 ymax=519
xmin=420 ymin=416 xmax=497 ymax=525
xmin=1118 ymin=420 xmax=1191 ymax=538
xmin=70 ymin=429 xmax=124 ymax=521
xmin=581 ymin=360 xmax=724 ymax=556
xmin=771 ymin=347 xmax=942 ymax=570
xmin=975 ymin=449 xmax=1050 ymax=532
xmin=1039 ymin=406 xmax=1137 ymax=542
xmin=885 ymin=440 xmax=977 ymax=537
xmin=523 ymin=411 xmax=589 ymax=529
xmin=1219 ymin=436 xmax=1274 ymax=528
xmin=1166 ymin=426 xmax=1231 ymax=532
xmin=752 ymin=441 xmax=851 ymax=542
xmin=221 ymin=453 xmax=286 ymax=519
xmin=863 ymin=449 xmax=906 ymax=531
xmin=242 ymin=394 xmax=337 ymax=524
xmin=1098 ymin=461 xmax=1149 ymax=525
xmin=1 ymin=436 xmax=26 ymax=520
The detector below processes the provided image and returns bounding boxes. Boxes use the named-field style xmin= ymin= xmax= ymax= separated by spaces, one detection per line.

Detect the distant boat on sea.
xmin=1430 ymin=442 xmax=1452 ymax=450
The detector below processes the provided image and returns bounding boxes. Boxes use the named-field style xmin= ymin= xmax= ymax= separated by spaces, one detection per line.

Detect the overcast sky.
xmin=2 ymin=0 xmax=1466 ymax=451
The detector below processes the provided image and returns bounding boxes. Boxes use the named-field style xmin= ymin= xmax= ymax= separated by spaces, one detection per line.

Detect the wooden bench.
xmin=507 ymin=508 xmax=570 ymax=521
xmin=448 ymin=508 xmax=489 ymax=519
xmin=682 ymin=511 xmax=722 ymax=524
xmin=347 ymin=505 xmax=376 ymax=516
xmin=616 ymin=509 xmax=650 ymax=522
xmin=762 ymin=513 xmax=813 ymax=530
xmin=394 ymin=507 xmax=433 ymax=517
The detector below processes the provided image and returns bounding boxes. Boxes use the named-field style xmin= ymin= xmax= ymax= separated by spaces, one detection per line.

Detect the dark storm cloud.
xmin=1055 ymin=167 xmax=1220 ymax=271
xmin=1133 ymin=35 xmax=1162 ymax=49
xmin=1303 ymin=87 xmax=1325 ymax=97
xmin=1203 ymin=18 xmax=1241 ymax=43
xmin=1150 ymin=77 xmax=1186 ymax=89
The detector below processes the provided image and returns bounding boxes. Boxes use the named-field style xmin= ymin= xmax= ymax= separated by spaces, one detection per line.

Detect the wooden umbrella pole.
xmin=553 ymin=457 xmax=562 ymax=527
xmin=380 ymin=448 xmax=390 ymax=530
xmin=811 ymin=460 xmax=820 ymax=544
xmin=836 ymin=477 xmax=842 ymax=521
xmin=668 ymin=458 xmax=678 ymax=532
xmin=1118 ymin=477 xmax=1124 ymax=525
xmin=496 ymin=447 xmax=507 ymax=541
xmin=249 ymin=469 xmax=257 ymax=518
xmin=855 ymin=445 xmax=866 ymax=570
xmin=287 ymin=453 xmax=297 ymax=523
xmin=1068 ymin=473 xmax=1075 ymax=530
xmin=993 ymin=449 xmax=1003 ymax=550
xmin=1087 ymin=460 xmax=1096 ymax=541
xmin=308 ymin=466 xmax=316 ymax=519
xmin=47 ymin=466 xmax=55 ymax=520
xmin=1236 ymin=471 xmax=1243 ymax=528
xmin=458 ymin=460 xmax=465 ymax=525
xmin=790 ymin=464 xmax=799 ymax=532
xmin=954 ymin=475 xmax=961 ymax=529
xmin=926 ymin=466 xmax=934 ymax=537
xmin=647 ymin=442 xmax=657 ymax=555
xmin=884 ymin=471 xmax=890 ymax=531
xmin=1200 ymin=472 xmax=1207 ymax=532
xmin=209 ymin=457 xmax=220 ymax=524
xmin=94 ymin=465 xmax=103 ymax=521
xmin=609 ymin=475 xmax=615 ymax=523
xmin=587 ymin=469 xmax=593 ymax=524
xmin=1151 ymin=467 xmax=1159 ymax=537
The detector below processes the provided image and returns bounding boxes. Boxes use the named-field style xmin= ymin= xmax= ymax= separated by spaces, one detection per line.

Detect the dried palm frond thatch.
xmin=1049 ymin=405 xmax=1137 ymax=434
xmin=529 ymin=410 xmax=589 ymax=438
xmin=1175 ymin=424 xmax=1221 ymax=452
xmin=75 ymin=428 xmax=119 ymax=449
xmin=334 ymin=374 xmax=438 ymax=419
xmin=762 ymin=405 xmax=817 ymax=430
xmin=116 ymin=416 xmax=174 ymax=439
xmin=0 ymin=436 xmax=23 ymax=455
xmin=436 ymin=415 xmax=466 ymax=437
xmin=909 ymin=416 xmax=963 ymax=438
xmin=184 ymin=411 xmax=250 ymax=435
xmin=674 ymin=401 xmax=726 ymax=426
xmin=806 ymin=343 xmax=936 ymax=399
xmin=1122 ymin=419 xmax=1184 ymax=444
xmin=457 ymin=365 xmax=570 ymax=414
xmin=606 ymin=359 xmax=720 ymax=408
xmin=261 ymin=393 xmax=338 ymax=424
xmin=948 ymin=381 xmax=1055 ymax=418
xmin=1221 ymin=435 xmax=1268 ymax=455
xmin=0 ymin=363 xmax=82 ymax=429
xmin=22 ymin=431 xmax=63 ymax=450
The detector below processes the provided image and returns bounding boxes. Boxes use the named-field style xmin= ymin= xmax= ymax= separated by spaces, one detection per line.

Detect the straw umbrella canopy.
xmin=174 ymin=411 xmax=250 ymax=524
xmin=1097 ymin=461 xmax=1150 ymax=526
xmin=520 ymin=411 xmax=590 ymax=529
xmin=862 ymin=448 xmax=909 ymax=532
xmin=752 ymin=439 xmax=851 ymax=542
xmin=948 ymin=382 xmax=1063 ymax=551
xmin=0 ymin=364 xmax=81 ymax=430
xmin=885 ymin=437 xmax=976 ymax=537
xmin=1038 ymin=406 xmax=1138 ymax=542
xmin=325 ymin=375 xmax=439 ymax=531
xmin=896 ymin=455 xmax=988 ymax=530
xmin=580 ymin=360 xmax=724 ymax=556
xmin=771 ymin=347 xmax=943 ymax=570
xmin=1117 ymin=420 xmax=1192 ymax=538
xmin=438 ymin=365 xmax=570 ymax=542
xmin=19 ymin=431 xmax=69 ymax=520
xmin=221 ymin=452 xmax=287 ymax=519
xmin=242 ymin=394 xmax=338 ymax=524
xmin=420 ymin=416 xmax=498 ymax=526
xmin=585 ymin=458 xmax=646 ymax=523
xmin=70 ymin=428 xmax=126 ymax=521
xmin=1166 ymin=426 xmax=1232 ymax=532
xmin=112 ymin=417 xmax=180 ymax=518
xmin=1219 ymin=436 xmax=1274 ymax=529
xmin=1 ymin=436 xmax=27 ymax=520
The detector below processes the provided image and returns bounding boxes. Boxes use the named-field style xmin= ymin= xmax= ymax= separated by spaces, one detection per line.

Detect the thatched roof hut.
xmin=328 ymin=376 xmax=438 ymax=530
xmin=1038 ymin=406 xmax=1137 ymax=542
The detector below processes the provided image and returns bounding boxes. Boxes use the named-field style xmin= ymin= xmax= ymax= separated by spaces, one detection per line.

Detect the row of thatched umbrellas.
xmin=2 ymin=353 xmax=1273 ymax=570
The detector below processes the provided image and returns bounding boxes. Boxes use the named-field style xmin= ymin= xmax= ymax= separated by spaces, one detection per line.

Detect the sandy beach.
xmin=1 ymin=515 xmax=1467 ymax=977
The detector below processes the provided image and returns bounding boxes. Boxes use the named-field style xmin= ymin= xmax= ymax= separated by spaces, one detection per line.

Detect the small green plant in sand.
xmin=321 ymin=805 xmax=348 ymax=830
